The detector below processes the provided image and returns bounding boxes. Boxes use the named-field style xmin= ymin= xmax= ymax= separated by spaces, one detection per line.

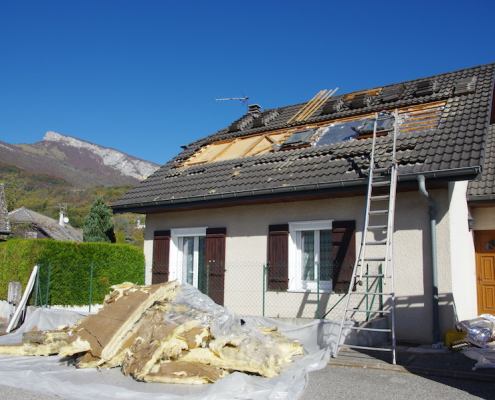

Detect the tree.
xmin=2 ymin=173 xmax=24 ymax=211
xmin=83 ymin=195 xmax=116 ymax=243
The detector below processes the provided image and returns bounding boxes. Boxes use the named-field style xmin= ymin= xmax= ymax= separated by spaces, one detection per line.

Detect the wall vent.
xmin=380 ymin=83 xmax=405 ymax=102
xmin=455 ymin=76 xmax=477 ymax=96
xmin=414 ymin=79 xmax=439 ymax=97
xmin=252 ymin=109 xmax=279 ymax=128
xmin=228 ymin=115 xmax=254 ymax=132
xmin=349 ymin=93 xmax=370 ymax=109
xmin=321 ymin=95 xmax=345 ymax=115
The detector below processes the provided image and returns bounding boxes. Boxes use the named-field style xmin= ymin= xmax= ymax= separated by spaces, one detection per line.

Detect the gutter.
xmin=417 ymin=175 xmax=440 ymax=345
xmin=111 ymin=166 xmax=481 ymax=213
xmin=467 ymin=194 xmax=495 ymax=204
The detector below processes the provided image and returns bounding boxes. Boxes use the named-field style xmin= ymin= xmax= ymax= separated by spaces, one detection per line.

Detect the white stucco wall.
xmin=448 ymin=181 xmax=477 ymax=323
xmin=143 ymin=183 xmax=477 ymax=343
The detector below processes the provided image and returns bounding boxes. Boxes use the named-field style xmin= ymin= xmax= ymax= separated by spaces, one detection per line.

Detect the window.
xmin=26 ymin=231 xmax=38 ymax=239
xmin=268 ymin=220 xmax=355 ymax=293
xmin=485 ymin=240 xmax=495 ymax=251
xmin=170 ymin=227 xmax=207 ymax=290
xmin=280 ymin=129 xmax=316 ymax=149
xmin=289 ymin=220 xmax=333 ymax=292
xmin=155 ymin=227 xmax=227 ymax=305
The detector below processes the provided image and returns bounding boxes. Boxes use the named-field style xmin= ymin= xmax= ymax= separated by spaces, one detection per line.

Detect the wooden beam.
xmin=287 ymin=90 xmax=326 ymax=124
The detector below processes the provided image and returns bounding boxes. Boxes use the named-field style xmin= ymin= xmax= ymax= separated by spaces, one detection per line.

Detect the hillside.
xmin=0 ymin=131 xmax=160 ymax=188
xmin=0 ymin=131 xmax=161 ymax=247
xmin=1 ymin=165 xmax=145 ymax=247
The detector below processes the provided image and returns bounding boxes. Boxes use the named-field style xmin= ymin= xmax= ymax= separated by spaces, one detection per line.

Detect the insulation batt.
xmin=13 ymin=281 xmax=304 ymax=384
xmin=0 ymin=328 xmax=69 ymax=356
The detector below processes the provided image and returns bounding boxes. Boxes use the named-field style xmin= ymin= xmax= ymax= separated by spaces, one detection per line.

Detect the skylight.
xmin=280 ymin=129 xmax=316 ymax=149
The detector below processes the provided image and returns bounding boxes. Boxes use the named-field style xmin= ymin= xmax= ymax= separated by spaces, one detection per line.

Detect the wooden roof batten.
xmin=286 ymin=88 xmax=339 ymax=124
xmin=180 ymin=100 xmax=447 ymax=167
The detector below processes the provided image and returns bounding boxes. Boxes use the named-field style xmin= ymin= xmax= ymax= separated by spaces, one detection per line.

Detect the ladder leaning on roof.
xmin=334 ymin=109 xmax=399 ymax=364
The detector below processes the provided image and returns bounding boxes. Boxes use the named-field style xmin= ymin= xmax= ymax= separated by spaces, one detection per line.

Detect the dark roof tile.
xmin=113 ymin=63 xmax=495 ymax=210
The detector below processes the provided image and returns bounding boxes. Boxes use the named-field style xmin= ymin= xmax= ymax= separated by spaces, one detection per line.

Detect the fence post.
xmin=206 ymin=264 xmax=210 ymax=297
xmin=379 ymin=263 xmax=383 ymax=316
xmin=45 ymin=263 xmax=51 ymax=308
xmin=317 ymin=262 xmax=320 ymax=319
xmin=36 ymin=268 xmax=43 ymax=307
xmin=366 ymin=264 xmax=369 ymax=321
xmin=33 ymin=270 xmax=39 ymax=306
xmin=89 ymin=262 xmax=94 ymax=313
xmin=143 ymin=262 xmax=146 ymax=285
xmin=262 ymin=264 xmax=266 ymax=317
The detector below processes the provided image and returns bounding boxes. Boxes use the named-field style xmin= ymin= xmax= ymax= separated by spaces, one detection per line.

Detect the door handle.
xmin=478 ymin=275 xmax=482 ymax=282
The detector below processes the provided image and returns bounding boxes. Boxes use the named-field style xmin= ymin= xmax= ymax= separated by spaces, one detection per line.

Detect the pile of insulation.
xmin=0 ymin=328 xmax=70 ymax=356
xmin=10 ymin=281 xmax=303 ymax=385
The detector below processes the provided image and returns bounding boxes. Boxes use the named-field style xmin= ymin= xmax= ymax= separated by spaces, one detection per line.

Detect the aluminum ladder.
xmin=334 ymin=109 xmax=398 ymax=364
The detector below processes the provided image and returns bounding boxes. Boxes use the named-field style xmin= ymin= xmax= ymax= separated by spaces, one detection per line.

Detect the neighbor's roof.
xmin=468 ymin=124 xmax=495 ymax=204
xmin=0 ymin=184 xmax=10 ymax=235
xmin=112 ymin=63 xmax=495 ymax=213
xmin=8 ymin=207 xmax=83 ymax=242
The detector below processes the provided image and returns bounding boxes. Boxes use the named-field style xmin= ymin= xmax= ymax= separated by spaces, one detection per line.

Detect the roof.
xmin=0 ymin=184 xmax=10 ymax=235
xmin=468 ymin=123 xmax=495 ymax=204
xmin=112 ymin=63 xmax=495 ymax=213
xmin=8 ymin=207 xmax=83 ymax=242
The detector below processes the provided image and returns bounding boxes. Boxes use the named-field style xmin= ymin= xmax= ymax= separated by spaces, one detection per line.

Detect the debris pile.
xmin=0 ymin=327 xmax=69 ymax=356
xmin=452 ymin=314 xmax=495 ymax=350
xmin=20 ymin=281 xmax=303 ymax=385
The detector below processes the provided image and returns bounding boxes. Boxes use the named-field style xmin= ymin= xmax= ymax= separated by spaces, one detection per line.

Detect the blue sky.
xmin=1 ymin=1 xmax=494 ymax=165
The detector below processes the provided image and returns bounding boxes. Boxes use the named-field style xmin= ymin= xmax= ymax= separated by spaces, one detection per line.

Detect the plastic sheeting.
xmin=457 ymin=315 xmax=495 ymax=348
xmin=462 ymin=348 xmax=495 ymax=370
xmin=0 ymin=307 xmax=87 ymax=345
xmin=0 ymin=291 xmax=351 ymax=399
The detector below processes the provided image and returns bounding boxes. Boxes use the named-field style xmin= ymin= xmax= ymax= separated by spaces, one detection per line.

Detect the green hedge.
xmin=0 ymin=239 xmax=145 ymax=305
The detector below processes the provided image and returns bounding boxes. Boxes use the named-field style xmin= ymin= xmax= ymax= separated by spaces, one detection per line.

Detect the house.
xmin=8 ymin=207 xmax=83 ymax=242
xmin=0 ymin=184 xmax=11 ymax=241
xmin=111 ymin=62 xmax=495 ymax=344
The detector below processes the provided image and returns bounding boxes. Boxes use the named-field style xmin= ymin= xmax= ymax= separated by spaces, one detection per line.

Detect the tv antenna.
xmin=215 ymin=95 xmax=250 ymax=112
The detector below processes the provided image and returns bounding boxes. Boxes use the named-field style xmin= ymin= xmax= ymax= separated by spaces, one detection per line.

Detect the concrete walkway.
xmin=330 ymin=346 xmax=495 ymax=382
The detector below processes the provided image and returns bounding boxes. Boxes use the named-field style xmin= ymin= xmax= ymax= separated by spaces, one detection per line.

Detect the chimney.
xmin=248 ymin=104 xmax=262 ymax=115
xmin=59 ymin=211 xmax=65 ymax=227
xmin=59 ymin=204 xmax=68 ymax=228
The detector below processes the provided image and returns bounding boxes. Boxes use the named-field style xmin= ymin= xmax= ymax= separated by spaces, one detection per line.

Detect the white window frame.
xmin=169 ymin=227 xmax=207 ymax=286
xmin=288 ymin=220 xmax=333 ymax=292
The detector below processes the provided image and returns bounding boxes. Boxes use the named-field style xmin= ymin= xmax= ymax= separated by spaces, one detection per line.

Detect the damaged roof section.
xmin=112 ymin=63 xmax=495 ymax=212
xmin=181 ymin=101 xmax=447 ymax=167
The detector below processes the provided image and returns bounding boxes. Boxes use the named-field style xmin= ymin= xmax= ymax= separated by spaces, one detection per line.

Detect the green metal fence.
xmin=30 ymin=261 xmax=386 ymax=321
xmin=33 ymin=262 xmax=146 ymax=312
xmin=149 ymin=261 xmax=386 ymax=322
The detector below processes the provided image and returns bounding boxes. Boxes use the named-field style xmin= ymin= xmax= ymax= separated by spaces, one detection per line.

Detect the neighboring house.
xmin=0 ymin=184 xmax=11 ymax=241
xmin=8 ymin=207 xmax=83 ymax=242
xmin=112 ymin=62 xmax=495 ymax=343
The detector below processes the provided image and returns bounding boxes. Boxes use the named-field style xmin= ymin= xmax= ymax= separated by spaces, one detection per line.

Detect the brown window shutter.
xmin=205 ymin=228 xmax=226 ymax=306
xmin=332 ymin=221 xmax=356 ymax=293
xmin=153 ymin=230 xmax=170 ymax=284
xmin=268 ymin=224 xmax=289 ymax=291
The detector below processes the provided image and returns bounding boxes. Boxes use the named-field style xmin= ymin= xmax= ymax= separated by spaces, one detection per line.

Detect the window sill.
xmin=287 ymin=288 xmax=334 ymax=294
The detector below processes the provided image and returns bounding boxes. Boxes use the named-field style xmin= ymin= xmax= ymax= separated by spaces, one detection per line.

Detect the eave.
xmin=112 ymin=166 xmax=480 ymax=214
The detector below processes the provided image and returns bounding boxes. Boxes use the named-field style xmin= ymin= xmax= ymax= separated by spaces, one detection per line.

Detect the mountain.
xmin=0 ymin=132 xmax=160 ymax=187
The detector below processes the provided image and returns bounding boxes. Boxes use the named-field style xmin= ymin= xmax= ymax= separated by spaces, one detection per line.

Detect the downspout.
xmin=417 ymin=175 xmax=440 ymax=344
